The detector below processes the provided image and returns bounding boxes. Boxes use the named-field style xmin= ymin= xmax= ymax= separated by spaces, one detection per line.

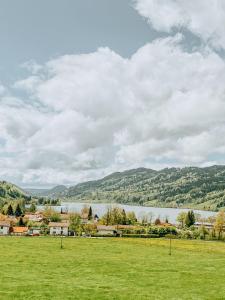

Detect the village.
xmin=0 ymin=203 xmax=224 ymax=240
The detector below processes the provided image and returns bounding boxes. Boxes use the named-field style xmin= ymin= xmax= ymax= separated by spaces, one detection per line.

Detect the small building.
xmin=28 ymin=227 xmax=42 ymax=236
xmin=0 ymin=221 xmax=11 ymax=235
xmin=96 ymin=225 xmax=121 ymax=236
xmin=24 ymin=213 xmax=43 ymax=222
xmin=194 ymin=222 xmax=214 ymax=229
xmin=12 ymin=227 xmax=28 ymax=236
xmin=49 ymin=222 xmax=69 ymax=236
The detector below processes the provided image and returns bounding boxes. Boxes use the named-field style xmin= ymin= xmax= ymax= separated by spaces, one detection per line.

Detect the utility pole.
xmin=60 ymin=235 xmax=63 ymax=249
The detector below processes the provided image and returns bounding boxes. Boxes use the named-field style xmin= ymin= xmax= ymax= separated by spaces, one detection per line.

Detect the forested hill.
xmin=0 ymin=181 xmax=31 ymax=207
xmin=28 ymin=166 xmax=225 ymax=211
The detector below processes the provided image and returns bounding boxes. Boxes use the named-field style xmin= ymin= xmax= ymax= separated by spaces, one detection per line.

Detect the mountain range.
xmin=24 ymin=165 xmax=225 ymax=211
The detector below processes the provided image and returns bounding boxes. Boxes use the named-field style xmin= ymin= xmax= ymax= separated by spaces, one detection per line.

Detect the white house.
xmin=0 ymin=221 xmax=11 ymax=235
xmin=49 ymin=222 xmax=69 ymax=236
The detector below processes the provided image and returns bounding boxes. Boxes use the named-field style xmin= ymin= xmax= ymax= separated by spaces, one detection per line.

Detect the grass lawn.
xmin=0 ymin=237 xmax=225 ymax=300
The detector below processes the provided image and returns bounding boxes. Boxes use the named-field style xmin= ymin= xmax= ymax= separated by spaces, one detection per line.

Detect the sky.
xmin=1 ymin=0 xmax=225 ymax=188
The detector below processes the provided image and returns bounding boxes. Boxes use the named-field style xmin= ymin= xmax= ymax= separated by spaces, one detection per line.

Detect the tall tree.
xmin=18 ymin=217 xmax=25 ymax=226
xmin=185 ymin=210 xmax=195 ymax=227
xmin=69 ymin=213 xmax=81 ymax=235
xmin=7 ymin=204 xmax=14 ymax=216
xmin=88 ymin=206 xmax=93 ymax=220
xmin=177 ymin=212 xmax=187 ymax=228
xmin=121 ymin=209 xmax=127 ymax=225
xmin=214 ymin=211 xmax=225 ymax=239
xmin=14 ymin=204 xmax=23 ymax=217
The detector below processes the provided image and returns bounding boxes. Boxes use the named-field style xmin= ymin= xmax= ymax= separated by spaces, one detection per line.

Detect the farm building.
xmin=97 ymin=225 xmax=121 ymax=236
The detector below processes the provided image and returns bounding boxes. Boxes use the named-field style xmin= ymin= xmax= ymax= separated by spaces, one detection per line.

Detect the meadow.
xmin=0 ymin=237 xmax=225 ymax=300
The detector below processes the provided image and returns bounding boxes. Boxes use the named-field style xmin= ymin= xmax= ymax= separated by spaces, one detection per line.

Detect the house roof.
xmin=13 ymin=227 xmax=28 ymax=233
xmin=48 ymin=222 xmax=69 ymax=227
xmin=97 ymin=225 xmax=117 ymax=231
xmin=117 ymin=225 xmax=137 ymax=230
xmin=0 ymin=221 xmax=10 ymax=227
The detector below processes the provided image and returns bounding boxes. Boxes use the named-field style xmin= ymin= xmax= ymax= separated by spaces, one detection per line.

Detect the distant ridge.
xmin=24 ymin=165 xmax=225 ymax=211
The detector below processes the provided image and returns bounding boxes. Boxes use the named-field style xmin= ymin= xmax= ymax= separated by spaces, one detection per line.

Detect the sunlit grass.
xmin=0 ymin=237 xmax=225 ymax=299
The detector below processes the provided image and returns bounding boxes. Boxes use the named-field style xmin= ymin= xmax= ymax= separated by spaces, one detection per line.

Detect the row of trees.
xmin=102 ymin=207 xmax=137 ymax=225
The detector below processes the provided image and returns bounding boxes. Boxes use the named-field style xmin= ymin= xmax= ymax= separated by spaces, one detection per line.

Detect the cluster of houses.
xmin=0 ymin=211 xmax=127 ymax=237
xmin=0 ymin=210 xmax=219 ymax=237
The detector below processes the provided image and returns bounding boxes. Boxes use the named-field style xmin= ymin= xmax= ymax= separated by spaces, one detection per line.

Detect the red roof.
xmin=13 ymin=227 xmax=28 ymax=233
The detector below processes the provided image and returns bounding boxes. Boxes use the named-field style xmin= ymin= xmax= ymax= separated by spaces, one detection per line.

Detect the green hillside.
xmin=38 ymin=166 xmax=225 ymax=211
xmin=0 ymin=181 xmax=31 ymax=208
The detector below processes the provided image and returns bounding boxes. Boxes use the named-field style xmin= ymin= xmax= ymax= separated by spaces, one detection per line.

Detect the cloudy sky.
xmin=1 ymin=0 xmax=225 ymax=188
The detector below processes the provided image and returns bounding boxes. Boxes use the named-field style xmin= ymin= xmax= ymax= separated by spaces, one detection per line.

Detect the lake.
xmin=51 ymin=203 xmax=216 ymax=224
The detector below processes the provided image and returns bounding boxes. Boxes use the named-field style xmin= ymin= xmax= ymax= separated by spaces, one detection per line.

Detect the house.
xmin=96 ymin=225 xmax=121 ymax=236
xmin=0 ymin=221 xmax=11 ymax=235
xmin=24 ymin=213 xmax=43 ymax=222
xmin=12 ymin=227 xmax=28 ymax=236
xmin=194 ymin=222 xmax=215 ymax=229
xmin=49 ymin=222 xmax=69 ymax=236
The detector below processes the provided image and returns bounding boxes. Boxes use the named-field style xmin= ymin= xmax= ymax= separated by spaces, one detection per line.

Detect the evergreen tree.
xmin=18 ymin=217 xmax=25 ymax=226
xmin=14 ymin=203 xmax=22 ymax=217
xmin=7 ymin=204 xmax=14 ymax=216
xmin=88 ymin=206 xmax=93 ymax=220
xmin=185 ymin=210 xmax=195 ymax=227
xmin=121 ymin=209 xmax=127 ymax=225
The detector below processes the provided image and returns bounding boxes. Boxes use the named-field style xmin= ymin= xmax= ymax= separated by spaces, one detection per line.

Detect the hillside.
xmin=0 ymin=181 xmax=31 ymax=207
xmin=27 ymin=166 xmax=225 ymax=211
xmin=26 ymin=185 xmax=67 ymax=199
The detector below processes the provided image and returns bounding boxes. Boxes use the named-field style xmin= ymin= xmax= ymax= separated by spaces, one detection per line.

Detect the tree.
xmin=185 ymin=210 xmax=195 ymax=227
xmin=126 ymin=211 xmax=137 ymax=225
xmin=155 ymin=217 xmax=161 ymax=225
xmin=176 ymin=212 xmax=187 ymax=228
xmin=18 ymin=217 xmax=25 ymax=226
xmin=43 ymin=207 xmax=60 ymax=222
xmin=88 ymin=206 xmax=93 ymax=220
xmin=29 ymin=202 xmax=36 ymax=213
xmin=50 ymin=212 xmax=61 ymax=222
xmin=14 ymin=204 xmax=23 ymax=217
xmin=69 ymin=213 xmax=81 ymax=235
xmin=7 ymin=204 xmax=14 ymax=216
xmin=121 ymin=209 xmax=127 ymax=225
xmin=214 ymin=211 xmax=225 ymax=239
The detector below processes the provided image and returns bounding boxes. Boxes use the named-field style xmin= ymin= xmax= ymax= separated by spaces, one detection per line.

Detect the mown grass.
xmin=0 ymin=237 xmax=225 ymax=300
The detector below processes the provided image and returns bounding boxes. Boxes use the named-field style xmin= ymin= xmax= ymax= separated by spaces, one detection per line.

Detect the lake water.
xmin=49 ymin=203 xmax=216 ymax=224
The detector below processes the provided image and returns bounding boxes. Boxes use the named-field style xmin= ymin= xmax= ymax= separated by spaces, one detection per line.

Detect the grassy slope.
xmin=0 ymin=237 xmax=225 ymax=300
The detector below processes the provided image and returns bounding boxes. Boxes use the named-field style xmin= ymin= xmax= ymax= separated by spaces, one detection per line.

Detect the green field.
xmin=0 ymin=237 xmax=225 ymax=300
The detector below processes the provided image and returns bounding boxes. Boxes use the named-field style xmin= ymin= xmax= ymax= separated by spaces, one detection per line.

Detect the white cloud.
xmin=134 ymin=0 xmax=225 ymax=49
xmin=1 ymin=33 xmax=225 ymax=186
